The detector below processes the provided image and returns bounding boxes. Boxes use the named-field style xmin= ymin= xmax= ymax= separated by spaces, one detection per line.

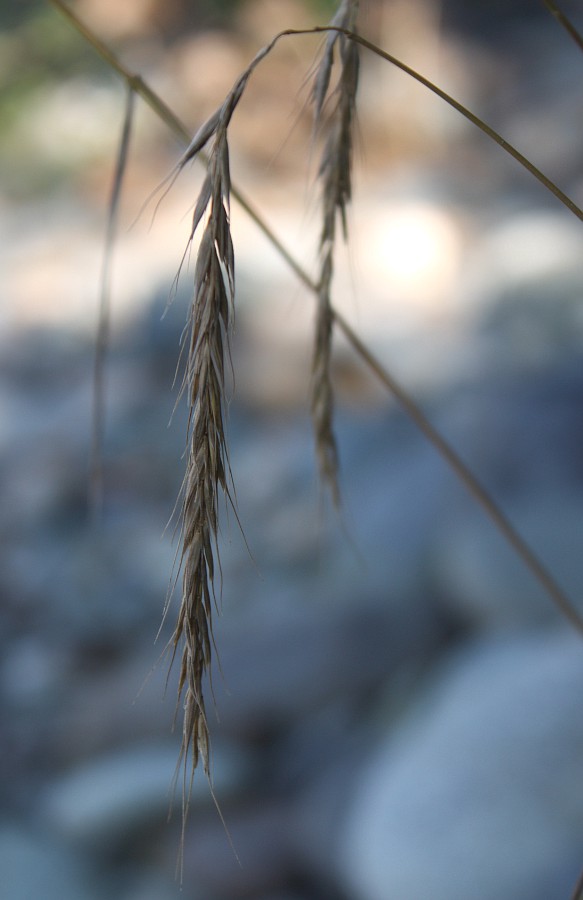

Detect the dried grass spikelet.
xmin=310 ymin=0 xmax=360 ymax=505
xmin=163 ymin=35 xmax=309 ymax=843
xmin=165 ymin=93 xmax=242 ymax=832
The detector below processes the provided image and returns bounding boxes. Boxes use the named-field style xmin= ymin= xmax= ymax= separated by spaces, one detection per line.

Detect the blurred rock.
xmin=253 ymin=894 xmax=310 ymax=900
xmin=0 ymin=821 xmax=107 ymax=900
xmin=48 ymin=648 xmax=177 ymax=765
xmin=334 ymin=411 xmax=451 ymax=606
xmin=208 ymin=590 xmax=441 ymax=738
xmin=338 ymin=628 xmax=583 ymax=900
xmin=119 ymin=869 xmax=185 ymax=900
xmin=289 ymin=734 xmax=365 ymax=891
xmin=179 ymin=801 xmax=293 ymax=899
xmin=41 ymin=740 xmax=253 ymax=849
xmin=41 ymin=742 xmax=181 ymax=848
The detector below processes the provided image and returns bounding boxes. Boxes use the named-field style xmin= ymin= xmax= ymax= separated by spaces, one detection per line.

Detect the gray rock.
xmin=0 ymin=821 xmax=106 ymax=900
xmin=42 ymin=739 xmax=252 ymax=848
xmin=253 ymin=895 xmax=310 ymax=900
xmin=119 ymin=869 xmax=187 ymax=900
xmin=207 ymin=590 xmax=440 ymax=737
xmin=1 ymin=635 xmax=65 ymax=708
xmin=333 ymin=414 xmax=450 ymax=607
xmin=220 ymin=408 xmax=449 ymax=615
xmin=338 ymin=628 xmax=583 ymax=900
xmin=178 ymin=801 xmax=293 ymax=898
xmin=48 ymin=647 xmax=179 ymax=765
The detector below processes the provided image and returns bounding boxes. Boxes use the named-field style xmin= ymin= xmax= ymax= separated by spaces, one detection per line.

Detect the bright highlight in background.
xmin=368 ymin=203 xmax=461 ymax=307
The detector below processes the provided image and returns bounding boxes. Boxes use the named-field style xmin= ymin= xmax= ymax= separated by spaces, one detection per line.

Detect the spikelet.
xmin=310 ymin=0 xmax=360 ymax=505
xmin=165 ymin=96 xmax=238 ymax=835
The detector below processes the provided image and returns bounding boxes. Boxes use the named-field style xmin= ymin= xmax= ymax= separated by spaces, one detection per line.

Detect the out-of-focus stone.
xmin=338 ymin=629 xmax=583 ymax=900
xmin=0 ymin=821 xmax=107 ymax=900
xmin=41 ymin=740 xmax=253 ymax=848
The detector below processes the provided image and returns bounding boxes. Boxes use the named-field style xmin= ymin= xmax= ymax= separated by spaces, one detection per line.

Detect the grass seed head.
xmin=168 ymin=122 xmax=236 ymax=829
xmin=310 ymin=0 xmax=360 ymax=505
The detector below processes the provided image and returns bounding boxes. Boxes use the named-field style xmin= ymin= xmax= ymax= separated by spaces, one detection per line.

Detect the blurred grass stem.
xmin=90 ymin=84 xmax=135 ymax=521
xmin=544 ymin=0 xmax=583 ymax=53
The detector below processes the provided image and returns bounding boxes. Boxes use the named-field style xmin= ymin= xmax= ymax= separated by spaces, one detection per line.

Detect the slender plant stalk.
xmin=571 ymin=865 xmax=583 ymax=900
xmin=544 ymin=0 xmax=583 ymax=53
xmin=90 ymin=84 xmax=135 ymax=521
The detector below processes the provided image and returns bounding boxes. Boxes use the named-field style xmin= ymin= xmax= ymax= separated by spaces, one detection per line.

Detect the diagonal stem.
xmin=544 ymin=0 xmax=583 ymax=53
xmin=571 ymin=865 xmax=583 ymax=900
xmin=333 ymin=317 xmax=583 ymax=637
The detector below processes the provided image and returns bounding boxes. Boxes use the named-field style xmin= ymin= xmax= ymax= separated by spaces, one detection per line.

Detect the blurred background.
xmin=2 ymin=1 xmax=583 ymax=898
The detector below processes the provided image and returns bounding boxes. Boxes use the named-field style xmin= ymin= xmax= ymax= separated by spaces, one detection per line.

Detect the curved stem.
xmin=281 ymin=26 xmax=583 ymax=222
xmin=90 ymin=84 xmax=135 ymax=521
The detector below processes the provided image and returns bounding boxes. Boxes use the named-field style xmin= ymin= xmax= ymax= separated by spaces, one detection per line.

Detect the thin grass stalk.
xmin=544 ymin=0 xmax=583 ymax=53
xmin=90 ymin=84 xmax=135 ymax=521
xmin=571 ymin=865 xmax=583 ymax=900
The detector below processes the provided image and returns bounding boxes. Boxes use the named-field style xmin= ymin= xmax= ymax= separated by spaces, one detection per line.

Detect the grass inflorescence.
xmin=171 ymin=126 xmax=234 ymax=804
xmin=163 ymin=44 xmax=293 ymax=829
xmin=310 ymin=0 xmax=360 ymax=506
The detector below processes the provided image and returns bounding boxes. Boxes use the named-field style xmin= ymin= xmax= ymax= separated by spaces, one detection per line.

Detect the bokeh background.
xmin=2 ymin=1 xmax=583 ymax=898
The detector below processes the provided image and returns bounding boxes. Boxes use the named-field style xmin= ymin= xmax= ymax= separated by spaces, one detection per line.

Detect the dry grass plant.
xmin=47 ymin=0 xmax=583 ymax=883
